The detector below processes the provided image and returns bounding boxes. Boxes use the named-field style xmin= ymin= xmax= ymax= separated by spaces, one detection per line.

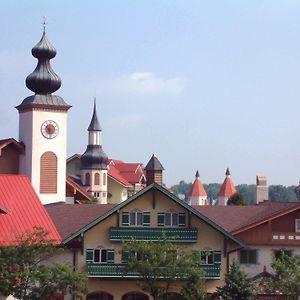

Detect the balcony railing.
xmin=87 ymin=263 xmax=221 ymax=279
xmin=109 ymin=227 xmax=198 ymax=242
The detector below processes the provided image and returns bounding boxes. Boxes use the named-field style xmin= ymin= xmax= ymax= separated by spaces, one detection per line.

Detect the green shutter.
xmin=122 ymin=212 xmax=129 ymax=226
xmin=143 ymin=212 xmax=150 ymax=226
xmin=86 ymin=249 xmax=94 ymax=262
xmin=157 ymin=213 xmax=165 ymax=226
xmin=178 ymin=213 xmax=186 ymax=227
xmin=122 ymin=251 xmax=129 ymax=263
xmin=214 ymin=250 xmax=221 ymax=264
xmin=107 ymin=249 xmax=115 ymax=263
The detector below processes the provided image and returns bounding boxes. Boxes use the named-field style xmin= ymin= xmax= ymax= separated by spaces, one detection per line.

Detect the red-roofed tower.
xmin=218 ymin=168 xmax=237 ymax=205
xmin=188 ymin=171 xmax=208 ymax=205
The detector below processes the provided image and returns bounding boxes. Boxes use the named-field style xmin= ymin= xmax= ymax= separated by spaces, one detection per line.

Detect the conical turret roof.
xmin=88 ymin=99 xmax=102 ymax=131
xmin=218 ymin=168 xmax=237 ymax=197
xmin=189 ymin=171 xmax=207 ymax=197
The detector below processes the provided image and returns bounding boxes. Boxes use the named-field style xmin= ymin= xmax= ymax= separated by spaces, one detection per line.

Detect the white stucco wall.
xmin=229 ymin=245 xmax=300 ymax=278
xmin=19 ymin=109 xmax=68 ymax=204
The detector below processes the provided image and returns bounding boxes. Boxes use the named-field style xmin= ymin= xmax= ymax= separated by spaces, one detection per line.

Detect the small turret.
xmin=80 ymin=100 xmax=108 ymax=204
xmin=144 ymin=154 xmax=164 ymax=186
xmin=188 ymin=171 xmax=208 ymax=205
xmin=218 ymin=168 xmax=237 ymax=205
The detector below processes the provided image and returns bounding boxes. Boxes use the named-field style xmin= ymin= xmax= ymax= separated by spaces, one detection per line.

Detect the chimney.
xmin=256 ymin=175 xmax=268 ymax=204
xmin=144 ymin=154 xmax=164 ymax=186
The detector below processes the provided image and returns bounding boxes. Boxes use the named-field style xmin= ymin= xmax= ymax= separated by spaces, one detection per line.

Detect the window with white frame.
xmin=295 ymin=219 xmax=300 ymax=232
xmin=122 ymin=211 xmax=150 ymax=226
xmin=157 ymin=212 xmax=186 ymax=227
xmin=94 ymin=249 xmax=107 ymax=263
xmin=200 ymin=251 xmax=214 ymax=265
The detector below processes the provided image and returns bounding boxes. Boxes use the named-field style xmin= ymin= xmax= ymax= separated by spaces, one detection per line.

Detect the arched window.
xmin=86 ymin=292 xmax=113 ymax=300
xmin=85 ymin=173 xmax=90 ymax=186
xmin=94 ymin=173 xmax=100 ymax=185
xmin=103 ymin=172 xmax=107 ymax=185
xmin=122 ymin=292 xmax=148 ymax=300
xmin=40 ymin=151 xmax=57 ymax=194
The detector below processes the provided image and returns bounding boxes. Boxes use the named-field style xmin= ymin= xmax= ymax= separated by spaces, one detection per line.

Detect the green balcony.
xmin=87 ymin=263 xmax=221 ymax=279
xmin=109 ymin=227 xmax=198 ymax=242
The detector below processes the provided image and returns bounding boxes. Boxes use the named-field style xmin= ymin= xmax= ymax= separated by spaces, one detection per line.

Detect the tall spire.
xmin=88 ymin=98 xmax=102 ymax=131
xmin=16 ymin=28 xmax=70 ymax=111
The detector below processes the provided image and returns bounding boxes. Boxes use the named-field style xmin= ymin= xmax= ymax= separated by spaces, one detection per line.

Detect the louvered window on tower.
xmin=40 ymin=151 xmax=57 ymax=194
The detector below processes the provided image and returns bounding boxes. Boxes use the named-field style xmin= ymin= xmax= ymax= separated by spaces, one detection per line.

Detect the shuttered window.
xmin=40 ymin=151 xmax=57 ymax=194
xmin=94 ymin=173 xmax=100 ymax=185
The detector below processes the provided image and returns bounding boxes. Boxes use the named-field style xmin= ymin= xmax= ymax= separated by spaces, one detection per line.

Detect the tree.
xmin=269 ymin=251 xmax=300 ymax=298
xmin=0 ymin=226 xmax=87 ymax=300
xmin=227 ymin=192 xmax=248 ymax=206
xmin=122 ymin=238 xmax=206 ymax=300
xmin=217 ymin=260 xmax=255 ymax=300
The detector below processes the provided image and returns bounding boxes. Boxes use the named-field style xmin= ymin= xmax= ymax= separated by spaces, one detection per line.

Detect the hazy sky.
xmin=1 ymin=1 xmax=300 ymax=187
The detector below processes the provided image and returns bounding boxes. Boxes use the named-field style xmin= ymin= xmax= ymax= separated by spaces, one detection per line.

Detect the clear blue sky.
xmin=1 ymin=1 xmax=300 ymax=187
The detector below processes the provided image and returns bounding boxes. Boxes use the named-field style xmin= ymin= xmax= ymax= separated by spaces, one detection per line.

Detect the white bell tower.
xmin=16 ymin=29 xmax=71 ymax=204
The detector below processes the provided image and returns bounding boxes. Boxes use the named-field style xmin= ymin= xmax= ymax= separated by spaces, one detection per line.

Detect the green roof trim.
xmin=63 ymin=183 xmax=245 ymax=247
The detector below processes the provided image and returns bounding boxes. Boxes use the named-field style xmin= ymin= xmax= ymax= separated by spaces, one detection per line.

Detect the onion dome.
xmin=16 ymin=31 xmax=70 ymax=111
xmin=144 ymin=154 xmax=164 ymax=171
xmin=80 ymin=145 xmax=108 ymax=170
xmin=88 ymin=99 xmax=102 ymax=131
xmin=26 ymin=32 xmax=61 ymax=94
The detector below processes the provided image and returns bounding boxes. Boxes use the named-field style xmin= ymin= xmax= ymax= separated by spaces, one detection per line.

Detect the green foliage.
xmin=122 ymin=238 xmax=206 ymax=300
xmin=217 ymin=260 xmax=255 ymax=300
xmin=227 ymin=192 xmax=248 ymax=206
xmin=171 ymin=180 xmax=298 ymax=204
xmin=81 ymin=196 xmax=98 ymax=204
xmin=270 ymin=251 xmax=300 ymax=297
xmin=181 ymin=268 xmax=207 ymax=300
xmin=269 ymin=185 xmax=297 ymax=202
xmin=0 ymin=226 xmax=87 ymax=300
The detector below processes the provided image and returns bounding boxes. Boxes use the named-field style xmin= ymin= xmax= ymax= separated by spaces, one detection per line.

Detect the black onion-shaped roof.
xmin=80 ymin=145 xmax=108 ymax=170
xmin=26 ymin=32 xmax=61 ymax=94
xmin=16 ymin=31 xmax=70 ymax=110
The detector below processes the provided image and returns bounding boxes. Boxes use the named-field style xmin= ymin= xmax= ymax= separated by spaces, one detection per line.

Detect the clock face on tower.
xmin=41 ymin=120 xmax=59 ymax=139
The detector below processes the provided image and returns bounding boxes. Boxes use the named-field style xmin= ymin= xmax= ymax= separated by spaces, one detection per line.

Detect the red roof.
xmin=45 ymin=202 xmax=116 ymax=240
xmin=66 ymin=176 xmax=92 ymax=200
xmin=0 ymin=138 xmax=24 ymax=152
xmin=194 ymin=202 xmax=300 ymax=233
xmin=218 ymin=176 xmax=237 ymax=197
xmin=108 ymin=165 xmax=131 ymax=187
xmin=189 ymin=178 xmax=207 ymax=197
xmin=113 ymin=162 xmax=143 ymax=173
xmin=0 ymin=175 xmax=61 ymax=245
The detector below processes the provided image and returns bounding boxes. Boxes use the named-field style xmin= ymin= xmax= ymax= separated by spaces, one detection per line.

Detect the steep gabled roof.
xmin=58 ymin=183 xmax=244 ymax=247
xmin=108 ymin=165 xmax=131 ymax=187
xmin=66 ymin=176 xmax=92 ymax=200
xmin=0 ymin=175 xmax=61 ymax=245
xmin=194 ymin=202 xmax=300 ymax=234
xmin=0 ymin=138 xmax=24 ymax=152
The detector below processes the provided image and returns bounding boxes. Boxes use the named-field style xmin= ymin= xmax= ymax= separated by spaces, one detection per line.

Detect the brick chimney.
xmin=256 ymin=175 xmax=268 ymax=204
